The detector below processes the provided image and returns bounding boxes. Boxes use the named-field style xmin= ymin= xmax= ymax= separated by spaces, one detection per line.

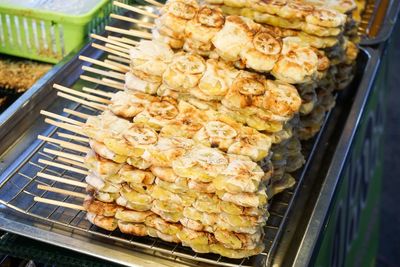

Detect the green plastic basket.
xmin=0 ymin=0 xmax=131 ymax=63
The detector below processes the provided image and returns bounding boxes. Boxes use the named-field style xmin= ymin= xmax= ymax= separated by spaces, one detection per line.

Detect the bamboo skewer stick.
xmin=90 ymin=33 xmax=134 ymax=49
xmin=38 ymin=135 xmax=90 ymax=153
xmin=107 ymin=55 xmax=131 ymax=64
xmin=44 ymin=119 xmax=86 ymax=136
xmin=56 ymin=157 xmax=87 ymax=169
xmin=57 ymin=132 xmax=90 ymax=143
xmin=38 ymin=158 xmax=90 ymax=175
xmin=43 ymin=148 xmax=86 ymax=163
xmin=141 ymin=0 xmax=164 ymax=7
xmin=108 ymin=36 xmax=139 ymax=46
xmin=63 ymin=108 xmax=92 ymax=119
xmin=105 ymin=26 xmax=152 ymax=40
xmin=54 ymin=84 xmax=112 ymax=104
xmin=102 ymin=78 xmax=126 ymax=88
xmin=112 ymin=1 xmax=159 ymax=19
xmin=79 ymin=55 xmax=127 ymax=73
xmin=110 ymin=14 xmax=154 ymax=29
xmin=60 ymin=134 xmax=90 ymax=144
xmin=37 ymin=172 xmax=87 ymax=188
xmin=82 ymin=66 xmax=125 ymax=81
xmin=54 ymin=84 xmax=108 ymax=104
xmin=37 ymin=185 xmax=87 ymax=199
xmin=80 ymin=75 xmax=125 ymax=90
xmin=105 ymin=43 xmax=130 ymax=54
xmin=34 ymin=197 xmax=86 ymax=211
xmin=81 ymin=88 xmax=113 ymax=99
xmin=92 ymin=43 xmax=131 ymax=59
xmin=103 ymin=59 xmax=129 ymax=71
xmin=57 ymin=92 xmax=108 ymax=110
xmin=40 ymin=110 xmax=84 ymax=126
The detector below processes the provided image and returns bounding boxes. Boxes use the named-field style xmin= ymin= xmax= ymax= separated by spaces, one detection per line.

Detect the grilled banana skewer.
xmin=126 ymin=0 xmax=324 ymax=83
xmin=84 ymin=196 xmax=266 ymax=257
xmin=126 ymin=40 xmax=303 ymax=131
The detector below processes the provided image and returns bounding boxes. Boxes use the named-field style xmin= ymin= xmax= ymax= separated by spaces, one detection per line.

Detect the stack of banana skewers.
xmin=200 ymin=0 xmax=360 ymax=140
xmin=35 ymin=0 xmax=360 ymax=259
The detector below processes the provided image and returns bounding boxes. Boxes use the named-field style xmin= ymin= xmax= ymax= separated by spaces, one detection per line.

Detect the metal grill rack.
xmin=0 ymin=86 xmax=329 ymax=267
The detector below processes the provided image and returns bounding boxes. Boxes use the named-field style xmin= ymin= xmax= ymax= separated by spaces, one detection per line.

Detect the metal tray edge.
xmin=291 ymin=46 xmax=381 ymax=266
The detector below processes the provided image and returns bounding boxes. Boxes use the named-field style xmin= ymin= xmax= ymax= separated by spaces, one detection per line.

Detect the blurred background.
xmin=378 ymin=18 xmax=400 ymax=267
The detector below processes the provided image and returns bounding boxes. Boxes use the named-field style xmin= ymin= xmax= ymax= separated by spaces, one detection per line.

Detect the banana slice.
xmin=214 ymin=155 xmax=265 ymax=193
xmin=214 ymin=230 xmax=262 ymax=250
xmin=120 ymin=185 xmax=152 ymax=206
xmin=228 ymin=133 xmax=271 ymax=161
xmin=222 ymin=71 xmax=267 ymax=110
xmin=151 ymin=200 xmax=183 ymax=222
xmin=163 ymin=53 xmax=206 ymax=90
xmin=125 ymin=71 xmax=160 ymax=95
xmin=109 ymin=91 xmax=155 ymax=119
xmin=116 ymin=196 xmax=152 ymax=211
xmin=272 ymin=37 xmax=319 ymax=84
xmin=84 ymin=150 xmax=123 ymax=178
xmin=89 ymin=140 xmax=127 ymax=163
xmin=193 ymin=194 xmax=221 ymax=213
xmin=83 ymin=197 xmax=119 ymax=217
xmin=212 ymin=16 xmax=255 ymax=61
xmin=150 ymin=166 xmax=179 ymax=183
xmin=191 ymin=60 xmax=233 ymax=101
xmin=180 ymin=217 xmax=204 ymax=231
xmin=193 ymin=120 xmax=237 ymax=150
xmin=218 ymin=212 xmax=266 ymax=229
xmin=187 ymin=180 xmax=216 ymax=193
xmin=184 ymin=7 xmax=224 ymax=48
xmin=152 ymin=29 xmax=184 ymax=49
xmin=177 ymin=227 xmax=213 ymax=247
xmin=240 ymin=29 xmax=282 ymax=72
xmin=161 ymin=0 xmax=199 ymax=19
xmin=217 ymin=189 xmax=268 ymax=208
xmin=85 ymin=173 xmax=121 ymax=193
xmin=271 ymin=173 xmax=296 ymax=196
xmin=155 ymin=177 xmax=189 ymax=193
xmin=126 ymin=157 xmax=152 ymax=170
xmin=119 ymin=167 xmax=155 ymax=184
xmin=87 ymin=212 xmax=118 ymax=231
xmin=129 ymin=40 xmax=174 ymax=77
xmin=118 ymin=221 xmax=148 ymax=236
xmin=155 ymin=13 xmax=187 ymax=40
xmin=151 ymin=185 xmax=195 ymax=206
xmin=103 ymin=138 xmax=141 ymax=158
xmin=152 ymin=216 xmax=182 ymax=236
xmin=211 ymin=242 xmax=265 ymax=258
xmin=83 ymin=111 xmax=130 ymax=142
xmin=143 ymin=137 xmax=194 ymax=168
xmin=123 ymin=123 xmax=158 ymax=148
xmin=115 ymin=209 xmax=153 ymax=223
xmin=259 ymin=80 xmax=302 ymax=119
xmin=183 ymin=206 xmax=204 ymax=222
xmin=134 ymin=99 xmax=179 ymax=130
xmin=161 ymin=101 xmax=211 ymax=138
xmin=172 ymin=146 xmax=228 ymax=182
xmin=155 ymin=230 xmax=181 ymax=243
xmin=306 ymin=8 xmax=346 ymax=28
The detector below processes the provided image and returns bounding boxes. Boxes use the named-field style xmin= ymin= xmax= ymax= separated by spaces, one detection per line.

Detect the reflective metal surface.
xmin=360 ymin=0 xmax=400 ymax=45
xmin=290 ymin=47 xmax=380 ymax=266
xmin=0 ymin=6 xmax=382 ymax=267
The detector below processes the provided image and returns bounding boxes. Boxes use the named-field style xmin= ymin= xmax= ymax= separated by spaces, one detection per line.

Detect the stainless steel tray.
xmin=359 ymin=0 xmax=400 ymax=45
xmin=0 ymin=8 xmax=380 ymax=267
